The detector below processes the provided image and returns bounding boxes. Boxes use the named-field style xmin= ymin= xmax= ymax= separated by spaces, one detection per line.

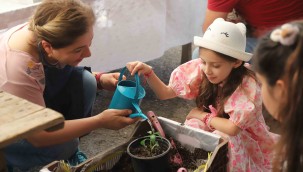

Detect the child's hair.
xmin=196 ymin=48 xmax=255 ymax=117
xmin=28 ymin=0 xmax=95 ymax=48
xmin=253 ymin=20 xmax=303 ymax=171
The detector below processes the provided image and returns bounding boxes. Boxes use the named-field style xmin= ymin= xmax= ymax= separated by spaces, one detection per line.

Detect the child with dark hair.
xmin=253 ymin=21 xmax=303 ymax=171
xmin=126 ymin=18 xmax=278 ymax=171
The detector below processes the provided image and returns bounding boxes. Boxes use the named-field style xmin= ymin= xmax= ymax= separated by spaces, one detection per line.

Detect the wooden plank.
xmin=0 ymin=98 xmax=43 ymax=124
xmin=0 ymin=108 xmax=64 ymax=148
xmin=0 ymin=91 xmax=65 ymax=148
xmin=0 ymin=95 xmax=29 ymax=108
xmin=181 ymin=43 xmax=192 ymax=64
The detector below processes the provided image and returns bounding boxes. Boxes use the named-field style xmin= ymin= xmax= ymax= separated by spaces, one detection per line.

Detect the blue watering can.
xmin=109 ymin=67 xmax=147 ymax=119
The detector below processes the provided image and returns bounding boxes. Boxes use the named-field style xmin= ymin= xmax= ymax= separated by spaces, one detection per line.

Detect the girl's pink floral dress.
xmin=168 ymin=58 xmax=279 ymax=172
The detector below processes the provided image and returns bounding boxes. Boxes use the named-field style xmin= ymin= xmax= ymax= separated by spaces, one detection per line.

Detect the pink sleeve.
xmin=168 ymin=59 xmax=203 ymax=100
xmin=208 ymin=0 xmax=239 ymax=13
xmin=1 ymin=82 xmax=45 ymax=107
xmin=0 ymin=24 xmax=45 ymax=107
xmin=1 ymin=53 xmax=46 ymax=107
xmin=224 ymin=76 xmax=262 ymax=129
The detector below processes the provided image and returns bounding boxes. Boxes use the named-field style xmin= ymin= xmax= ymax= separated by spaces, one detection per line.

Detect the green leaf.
xmin=140 ymin=139 xmax=147 ymax=147
xmin=150 ymin=134 xmax=156 ymax=145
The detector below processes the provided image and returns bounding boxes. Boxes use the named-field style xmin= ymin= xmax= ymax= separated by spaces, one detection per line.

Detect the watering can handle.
xmin=118 ymin=67 xmax=141 ymax=99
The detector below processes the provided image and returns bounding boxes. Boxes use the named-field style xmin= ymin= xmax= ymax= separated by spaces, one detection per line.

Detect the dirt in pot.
xmin=130 ymin=140 xmax=168 ymax=157
xmin=103 ymin=138 xmax=211 ymax=172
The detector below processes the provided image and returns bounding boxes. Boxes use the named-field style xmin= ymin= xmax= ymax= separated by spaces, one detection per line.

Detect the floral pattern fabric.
xmin=168 ymin=58 xmax=279 ymax=171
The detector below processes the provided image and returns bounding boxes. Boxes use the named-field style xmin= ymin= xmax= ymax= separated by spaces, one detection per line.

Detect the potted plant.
xmin=127 ymin=130 xmax=171 ymax=172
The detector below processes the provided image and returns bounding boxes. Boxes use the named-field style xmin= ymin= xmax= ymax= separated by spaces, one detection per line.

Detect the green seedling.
xmin=140 ymin=130 xmax=161 ymax=154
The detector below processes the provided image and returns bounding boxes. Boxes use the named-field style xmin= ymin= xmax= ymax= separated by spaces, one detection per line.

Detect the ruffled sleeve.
xmin=224 ymin=76 xmax=262 ymax=130
xmin=168 ymin=58 xmax=203 ymax=100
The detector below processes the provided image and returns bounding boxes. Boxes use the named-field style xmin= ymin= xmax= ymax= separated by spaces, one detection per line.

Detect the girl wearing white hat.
xmin=126 ymin=18 xmax=278 ymax=171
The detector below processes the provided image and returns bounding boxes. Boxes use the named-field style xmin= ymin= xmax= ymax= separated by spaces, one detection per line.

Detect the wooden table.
xmin=0 ymin=91 xmax=64 ymax=171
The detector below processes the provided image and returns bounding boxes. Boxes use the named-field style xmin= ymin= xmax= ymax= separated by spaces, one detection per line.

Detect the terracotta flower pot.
xmin=127 ymin=136 xmax=171 ymax=172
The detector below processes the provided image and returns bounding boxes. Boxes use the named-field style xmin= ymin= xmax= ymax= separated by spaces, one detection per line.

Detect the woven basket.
xmin=41 ymin=119 xmax=228 ymax=172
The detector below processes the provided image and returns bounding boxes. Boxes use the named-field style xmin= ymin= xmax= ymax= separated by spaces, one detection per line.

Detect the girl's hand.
xmin=186 ymin=107 xmax=208 ymax=121
xmin=95 ymin=109 xmax=139 ymax=130
xmin=100 ymin=73 xmax=125 ymax=91
xmin=126 ymin=61 xmax=153 ymax=76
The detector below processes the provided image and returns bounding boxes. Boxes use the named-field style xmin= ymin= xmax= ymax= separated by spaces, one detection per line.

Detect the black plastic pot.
xmin=127 ymin=136 xmax=171 ymax=172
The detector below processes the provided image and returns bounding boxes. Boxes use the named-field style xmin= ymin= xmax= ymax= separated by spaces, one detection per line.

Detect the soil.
xmin=128 ymin=137 xmax=170 ymax=158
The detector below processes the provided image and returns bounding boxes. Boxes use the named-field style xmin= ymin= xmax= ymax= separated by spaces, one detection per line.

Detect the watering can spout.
xmin=129 ymin=113 xmax=148 ymax=119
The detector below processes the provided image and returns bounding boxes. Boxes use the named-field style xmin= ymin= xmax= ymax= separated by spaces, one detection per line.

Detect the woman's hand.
xmin=95 ymin=109 xmax=139 ymax=130
xmin=186 ymin=107 xmax=208 ymax=121
xmin=126 ymin=61 xmax=153 ymax=76
xmin=100 ymin=73 xmax=124 ymax=91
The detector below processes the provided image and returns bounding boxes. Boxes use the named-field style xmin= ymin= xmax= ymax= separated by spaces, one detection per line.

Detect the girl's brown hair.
xmin=28 ymin=0 xmax=95 ymax=48
xmin=196 ymin=48 xmax=255 ymax=117
xmin=253 ymin=20 xmax=303 ymax=171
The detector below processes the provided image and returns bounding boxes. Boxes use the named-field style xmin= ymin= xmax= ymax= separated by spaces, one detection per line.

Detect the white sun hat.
xmin=194 ymin=18 xmax=252 ymax=62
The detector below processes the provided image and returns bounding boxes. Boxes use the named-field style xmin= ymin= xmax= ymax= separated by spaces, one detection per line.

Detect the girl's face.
xmin=199 ymin=48 xmax=241 ymax=84
xmin=256 ymin=73 xmax=286 ymax=121
xmin=44 ymin=26 xmax=94 ymax=66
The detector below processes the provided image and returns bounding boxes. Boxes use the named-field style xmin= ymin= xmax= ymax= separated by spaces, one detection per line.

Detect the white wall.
xmin=0 ymin=0 xmax=41 ymax=13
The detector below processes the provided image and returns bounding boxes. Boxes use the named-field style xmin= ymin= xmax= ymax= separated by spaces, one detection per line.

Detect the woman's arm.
xmin=26 ymin=109 xmax=137 ymax=147
xmin=93 ymin=72 xmax=123 ymax=91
